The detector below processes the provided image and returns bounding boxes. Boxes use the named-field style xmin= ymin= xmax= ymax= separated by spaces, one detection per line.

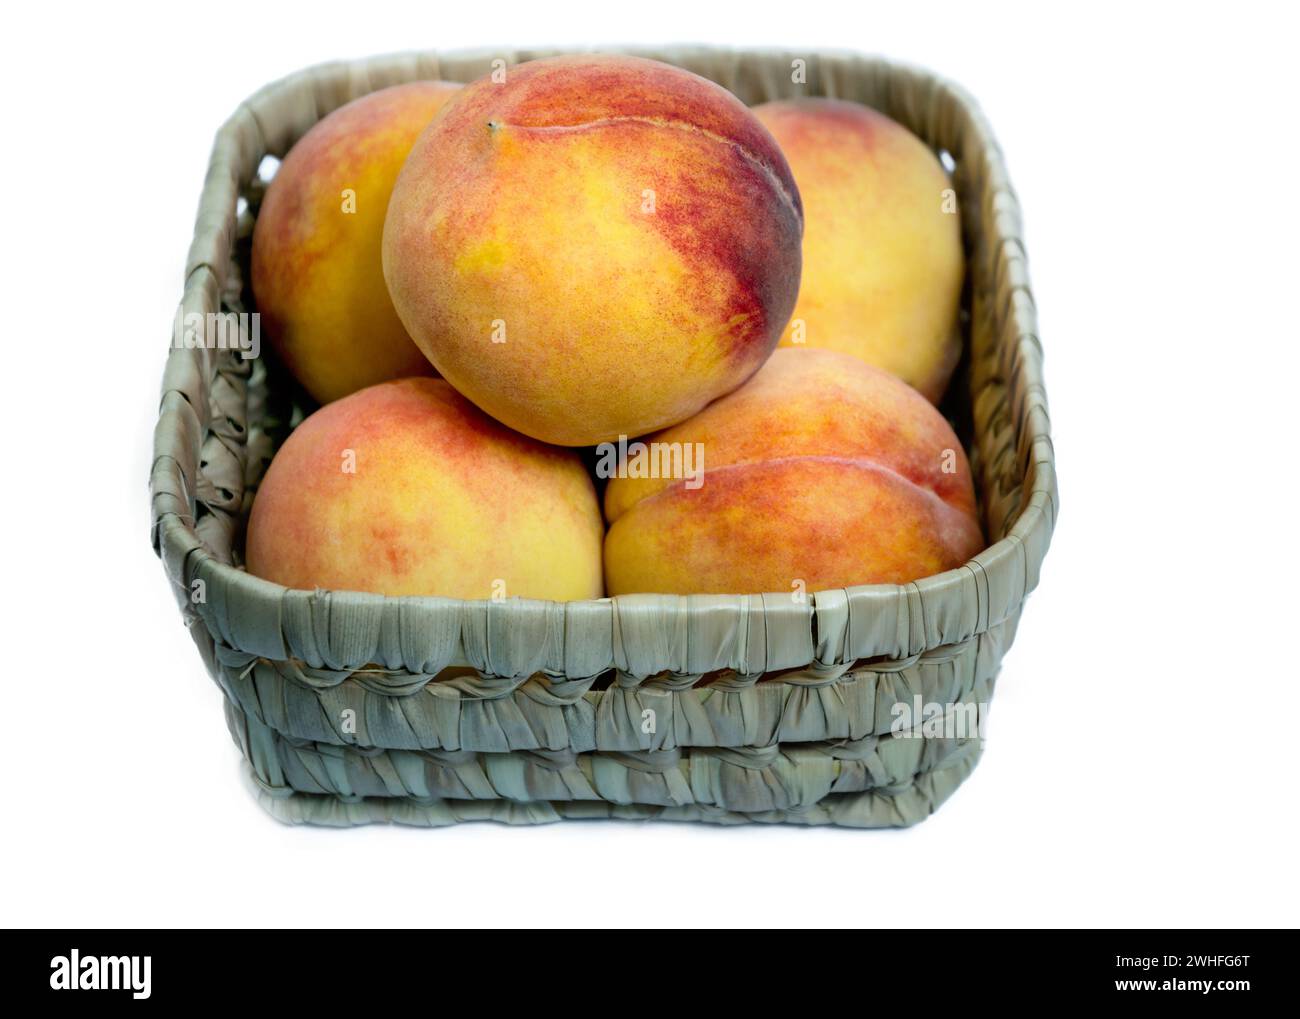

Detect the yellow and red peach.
xmin=252 ymin=81 xmax=461 ymax=404
xmin=603 ymin=348 xmax=983 ymax=595
xmin=246 ymin=377 xmax=604 ymax=601
xmin=382 ymin=55 xmax=804 ymax=447
xmin=752 ymin=98 xmax=964 ymax=404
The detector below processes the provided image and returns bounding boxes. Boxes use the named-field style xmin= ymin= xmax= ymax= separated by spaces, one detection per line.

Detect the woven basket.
xmin=151 ymin=45 xmax=1056 ymax=828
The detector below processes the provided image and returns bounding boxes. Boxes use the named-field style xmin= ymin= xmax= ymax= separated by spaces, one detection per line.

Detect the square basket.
xmin=151 ymin=45 xmax=1056 ymax=828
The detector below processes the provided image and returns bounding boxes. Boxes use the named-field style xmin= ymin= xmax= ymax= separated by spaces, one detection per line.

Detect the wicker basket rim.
xmin=152 ymin=45 xmax=1055 ymax=668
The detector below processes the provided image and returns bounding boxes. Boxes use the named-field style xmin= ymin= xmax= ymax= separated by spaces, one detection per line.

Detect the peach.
xmin=252 ymin=81 xmax=461 ymax=404
xmin=382 ymin=55 xmax=804 ymax=446
xmin=603 ymin=349 xmax=983 ymax=595
xmin=752 ymin=98 xmax=964 ymax=403
xmin=246 ymin=377 xmax=603 ymax=601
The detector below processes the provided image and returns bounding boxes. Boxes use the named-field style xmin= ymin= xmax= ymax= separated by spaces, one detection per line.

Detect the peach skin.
xmin=603 ymin=348 xmax=983 ymax=596
xmin=752 ymin=98 xmax=964 ymax=403
xmin=382 ymin=55 xmax=804 ymax=446
xmin=252 ymin=81 xmax=461 ymax=404
xmin=246 ymin=378 xmax=604 ymax=601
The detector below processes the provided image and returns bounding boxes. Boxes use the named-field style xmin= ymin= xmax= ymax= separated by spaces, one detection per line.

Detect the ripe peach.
xmin=252 ymin=81 xmax=461 ymax=404
xmin=752 ymin=98 xmax=964 ymax=403
xmin=382 ymin=55 xmax=804 ymax=446
xmin=603 ymin=349 xmax=983 ymax=595
xmin=246 ymin=378 xmax=603 ymax=601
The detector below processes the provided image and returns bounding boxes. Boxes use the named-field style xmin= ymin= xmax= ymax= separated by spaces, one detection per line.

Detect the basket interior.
xmin=221 ymin=50 xmax=984 ymax=570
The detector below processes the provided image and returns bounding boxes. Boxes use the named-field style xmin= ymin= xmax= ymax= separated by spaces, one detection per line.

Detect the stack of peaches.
xmin=246 ymin=55 xmax=983 ymax=602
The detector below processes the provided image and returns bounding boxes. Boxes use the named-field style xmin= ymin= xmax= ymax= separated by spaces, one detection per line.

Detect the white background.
xmin=2 ymin=0 xmax=1297 ymax=928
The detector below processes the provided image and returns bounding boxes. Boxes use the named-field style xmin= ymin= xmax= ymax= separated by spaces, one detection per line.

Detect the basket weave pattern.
xmin=151 ymin=47 xmax=1056 ymax=828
